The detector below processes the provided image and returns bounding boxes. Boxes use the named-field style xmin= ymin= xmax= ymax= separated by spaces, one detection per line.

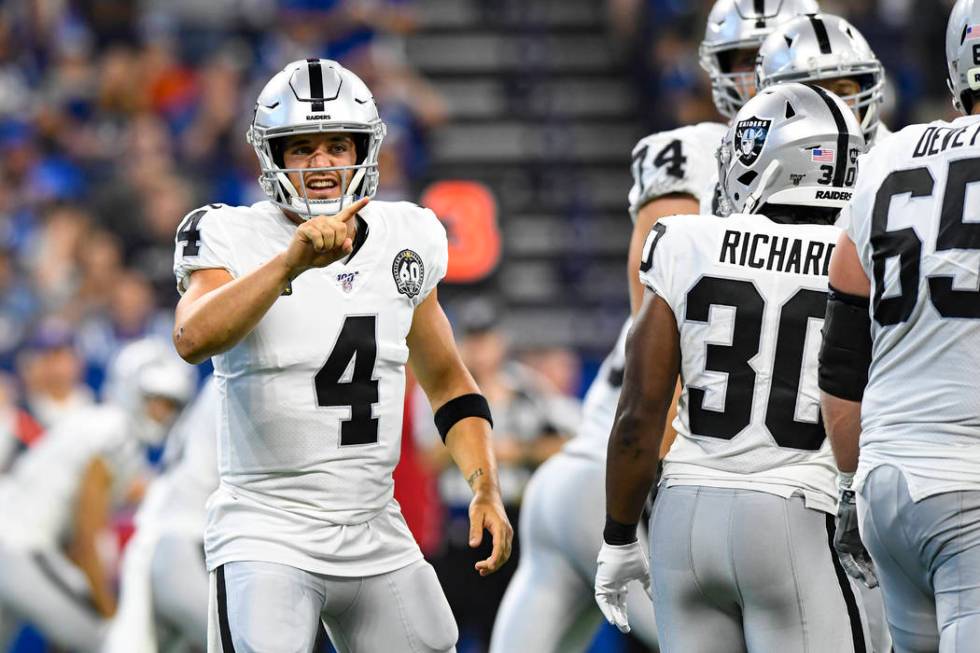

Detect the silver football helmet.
xmin=247 ymin=59 xmax=386 ymax=218
xmin=946 ymin=0 xmax=980 ymax=114
xmin=719 ymin=83 xmax=865 ymax=216
xmin=103 ymin=338 xmax=197 ymax=446
xmin=757 ymin=14 xmax=885 ymax=145
xmin=700 ymin=0 xmax=820 ymax=119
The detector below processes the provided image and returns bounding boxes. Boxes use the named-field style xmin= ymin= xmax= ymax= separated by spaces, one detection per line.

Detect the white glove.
xmin=834 ymin=487 xmax=879 ymax=589
xmin=594 ymin=540 xmax=652 ymax=634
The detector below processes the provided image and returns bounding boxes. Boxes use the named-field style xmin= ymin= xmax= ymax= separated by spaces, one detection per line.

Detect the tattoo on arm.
xmin=466 ymin=468 xmax=484 ymax=489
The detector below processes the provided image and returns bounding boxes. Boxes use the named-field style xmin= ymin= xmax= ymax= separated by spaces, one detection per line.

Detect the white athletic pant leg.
xmin=151 ymin=535 xmax=209 ymax=649
xmin=490 ymin=453 xmax=658 ymax=652
xmin=207 ymin=561 xmax=324 ymax=653
xmin=0 ymin=545 xmax=106 ymax=652
xmin=321 ymin=559 xmax=457 ymax=653
xmin=651 ymin=485 xmax=870 ymax=653
xmin=859 ymin=464 xmax=980 ymax=653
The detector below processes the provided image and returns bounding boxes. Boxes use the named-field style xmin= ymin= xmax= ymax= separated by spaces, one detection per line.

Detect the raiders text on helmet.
xmin=719 ymin=82 xmax=865 ymax=215
xmin=757 ymin=13 xmax=885 ymax=145
xmin=946 ymin=0 xmax=980 ymax=114
xmin=247 ymin=59 xmax=386 ymax=218
xmin=700 ymin=0 xmax=820 ymax=119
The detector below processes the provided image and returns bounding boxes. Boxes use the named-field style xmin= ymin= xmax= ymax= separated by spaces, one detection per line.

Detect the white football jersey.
xmin=628 ymin=122 xmax=728 ymax=221
xmin=562 ymin=319 xmax=629 ymax=461
xmin=135 ymin=377 xmax=219 ymax=537
xmin=844 ymin=114 xmax=980 ymax=501
xmin=0 ymin=405 xmax=145 ymax=549
xmin=640 ymin=213 xmax=841 ymax=514
xmin=173 ymin=200 xmax=447 ymax=576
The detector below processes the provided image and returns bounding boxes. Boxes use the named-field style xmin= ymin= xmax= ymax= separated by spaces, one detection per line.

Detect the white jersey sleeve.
xmin=845 ymin=115 xmax=980 ymax=501
xmin=639 ymin=214 xmax=842 ymax=514
xmin=414 ymin=207 xmax=449 ymax=305
xmin=173 ymin=204 xmax=239 ymax=295
xmin=628 ymin=122 xmax=728 ymax=221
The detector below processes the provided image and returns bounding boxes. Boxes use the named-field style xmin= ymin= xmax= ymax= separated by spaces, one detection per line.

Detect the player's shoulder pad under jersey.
xmin=628 ymin=122 xmax=728 ymax=220
xmin=636 ymin=214 xmax=707 ymax=299
xmin=173 ymin=203 xmax=236 ymax=258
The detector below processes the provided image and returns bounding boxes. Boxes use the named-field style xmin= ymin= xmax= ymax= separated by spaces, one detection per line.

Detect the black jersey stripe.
xmin=808 ymin=83 xmax=851 ymax=187
xmin=808 ymin=14 xmax=833 ymax=54
xmin=825 ymin=515 xmax=868 ymax=653
xmin=307 ymin=58 xmax=325 ymax=112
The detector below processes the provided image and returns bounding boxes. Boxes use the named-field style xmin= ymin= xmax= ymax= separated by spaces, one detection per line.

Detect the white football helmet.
xmin=247 ymin=58 xmax=386 ymax=218
xmin=700 ymin=0 xmax=820 ymax=119
xmin=103 ymin=338 xmax=197 ymax=446
xmin=946 ymin=0 xmax=980 ymax=114
xmin=757 ymin=14 xmax=885 ymax=145
xmin=719 ymin=83 xmax=865 ymax=217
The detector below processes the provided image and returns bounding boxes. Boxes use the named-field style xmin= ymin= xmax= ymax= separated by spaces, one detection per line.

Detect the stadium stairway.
xmin=407 ymin=0 xmax=645 ymax=355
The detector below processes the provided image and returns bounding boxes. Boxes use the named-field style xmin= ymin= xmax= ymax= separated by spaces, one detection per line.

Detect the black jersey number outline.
xmin=685 ymin=276 xmax=828 ymax=450
xmin=314 ymin=315 xmax=380 ymax=446
xmin=870 ymin=156 xmax=980 ymax=324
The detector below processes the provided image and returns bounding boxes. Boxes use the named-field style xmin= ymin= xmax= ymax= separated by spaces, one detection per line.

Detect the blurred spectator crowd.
xmin=0 ymin=0 xmax=448 ymax=423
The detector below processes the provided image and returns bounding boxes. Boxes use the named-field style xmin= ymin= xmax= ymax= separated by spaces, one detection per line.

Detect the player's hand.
xmin=282 ymin=197 xmax=369 ymax=277
xmin=594 ymin=540 xmax=652 ymax=634
xmin=469 ymin=490 xmax=513 ymax=576
xmin=834 ymin=488 xmax=878 ymax=588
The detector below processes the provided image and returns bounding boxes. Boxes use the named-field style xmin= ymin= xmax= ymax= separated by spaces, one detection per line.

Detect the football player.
xmin=490 ymin=2 xmax=816 ymax=651
xmin=104 ymin=377 xmax=219 ymax=653
xmin=0 ymin=338 xmax=194 ymax=652
xmin=596 ymin=83 xmax=882 ymax=652
xmin=820 ymin=1 xmax=980 ymax=650
xmin=172 ymin=59 xmax=512 ymax=652
xmin=756 ymin=12 xmax=892 ymax=146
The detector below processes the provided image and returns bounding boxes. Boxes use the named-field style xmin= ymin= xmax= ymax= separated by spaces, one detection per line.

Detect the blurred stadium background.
xmin=0 ymin=0 xmax=959 ymax=652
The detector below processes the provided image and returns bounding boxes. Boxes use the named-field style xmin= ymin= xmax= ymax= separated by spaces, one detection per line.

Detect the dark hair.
xmin=757 ymin=203 xmax=840 ymax=226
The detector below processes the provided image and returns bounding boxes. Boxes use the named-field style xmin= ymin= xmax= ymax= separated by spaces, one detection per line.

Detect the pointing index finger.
xmin=340 ymin=197 xmax=370 ymax=222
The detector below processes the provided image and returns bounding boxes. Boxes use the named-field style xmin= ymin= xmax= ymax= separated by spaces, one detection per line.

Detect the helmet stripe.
xmin=808 ymin=84 xmax=850 ymax=187
xmin=307 ymin=58 xmax=325 ymax=112
xmin=808 ymin=14 xmax=833 ymax=54
xmin=754 ymin=0 xmax=766 ymax=16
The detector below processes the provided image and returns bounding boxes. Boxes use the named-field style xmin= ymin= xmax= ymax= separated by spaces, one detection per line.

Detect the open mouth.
xmin=304 ymin=176 xmax=340 ymax=193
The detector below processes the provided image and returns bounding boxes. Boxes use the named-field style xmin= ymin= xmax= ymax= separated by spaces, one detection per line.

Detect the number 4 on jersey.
xmin=315 ymin=316 xmax=380 ymax=446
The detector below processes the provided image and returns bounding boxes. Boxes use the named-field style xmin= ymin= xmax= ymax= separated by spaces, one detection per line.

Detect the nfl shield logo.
xmin=734 ymin=117 xmax=772 ymax=167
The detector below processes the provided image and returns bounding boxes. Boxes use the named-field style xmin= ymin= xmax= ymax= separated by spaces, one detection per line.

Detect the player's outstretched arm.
xmin=596 ymin=290 xmax=679 ymax=633
xmin=606 ymin=290 xmax=679 ymax=528
xmin=819 ymin=231 xmax=872 ymax=475
xmin=407 ymin=290 xmax=513 ymax=576
xmin=174 ymin=198 xmax=368 ymax=364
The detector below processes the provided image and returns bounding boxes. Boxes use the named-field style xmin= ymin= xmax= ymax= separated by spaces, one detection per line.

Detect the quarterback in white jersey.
xmin=597 ymin=84 xmax=889 ymax=652
xmin=821 ymin=2 xmax=980 ymax=649
xmin=105 ymin=377 xmax=219 ymax=653
xmin=0 ymin=339 xmax=194 ymax=653
xmin=173 ymin=59 xmax=511 ymax=653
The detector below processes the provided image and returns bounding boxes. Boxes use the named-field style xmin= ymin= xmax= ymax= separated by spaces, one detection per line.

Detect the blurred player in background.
xmin=756 ymin=12 xmax=892 ymax=146
xmin=597 ymin=83 xmax=885 ymax=652
xmin=105 ymin=377 xmax=219 ymax=653
xmin=821 ymin=1 xmax=980 ymax=649
xmin=172 ymin=58 xmax=511 ymax=652
xmin=490 ymin=2 xmax=818 ymax=651
xmin=0 ymin=338 xmax=194 ymax=652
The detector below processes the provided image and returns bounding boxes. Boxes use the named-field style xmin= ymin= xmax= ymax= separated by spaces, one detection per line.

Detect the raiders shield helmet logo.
xmin=392 ymin=249 xmax=425 ymax=298
xmin=734 ymin=117 xmax=772 ymax=167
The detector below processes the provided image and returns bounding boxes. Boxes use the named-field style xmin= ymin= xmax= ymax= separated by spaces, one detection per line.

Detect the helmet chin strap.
xmin=279 ymin=166 xmax=368 ymax=219
xmin=743 ymin=160 xmax=782 ymax=214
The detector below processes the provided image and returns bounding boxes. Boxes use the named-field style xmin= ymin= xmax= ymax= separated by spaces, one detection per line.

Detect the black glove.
xmin=834 ymin=487 xmax=878 ymax=588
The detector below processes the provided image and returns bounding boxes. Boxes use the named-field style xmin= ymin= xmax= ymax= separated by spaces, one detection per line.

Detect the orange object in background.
xmin=421 ymin=181 xmax=501 ymax=284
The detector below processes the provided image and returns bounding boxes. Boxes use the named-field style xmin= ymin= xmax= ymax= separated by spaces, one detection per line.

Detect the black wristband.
xmin=603 ymin=515 xmax=638 ymax=546
xmin=434 ymin=393 xmax=493 ymax=442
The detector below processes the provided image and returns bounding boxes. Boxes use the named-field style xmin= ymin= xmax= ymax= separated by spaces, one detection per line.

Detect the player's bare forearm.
xmin=606 ymin=291 xmax=680 ymax=524
xmin=627 ymin=194 xmax=698 ymax=315
xmin=822 ymin=393 xmax=863 ymax=474
xmin=173 ymin=258 xmax=291 ymax=364
xmin=407 ymin=290 xmax=481 ymax=408
xmin=70 ymin=459 xmax=116 ymax=617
